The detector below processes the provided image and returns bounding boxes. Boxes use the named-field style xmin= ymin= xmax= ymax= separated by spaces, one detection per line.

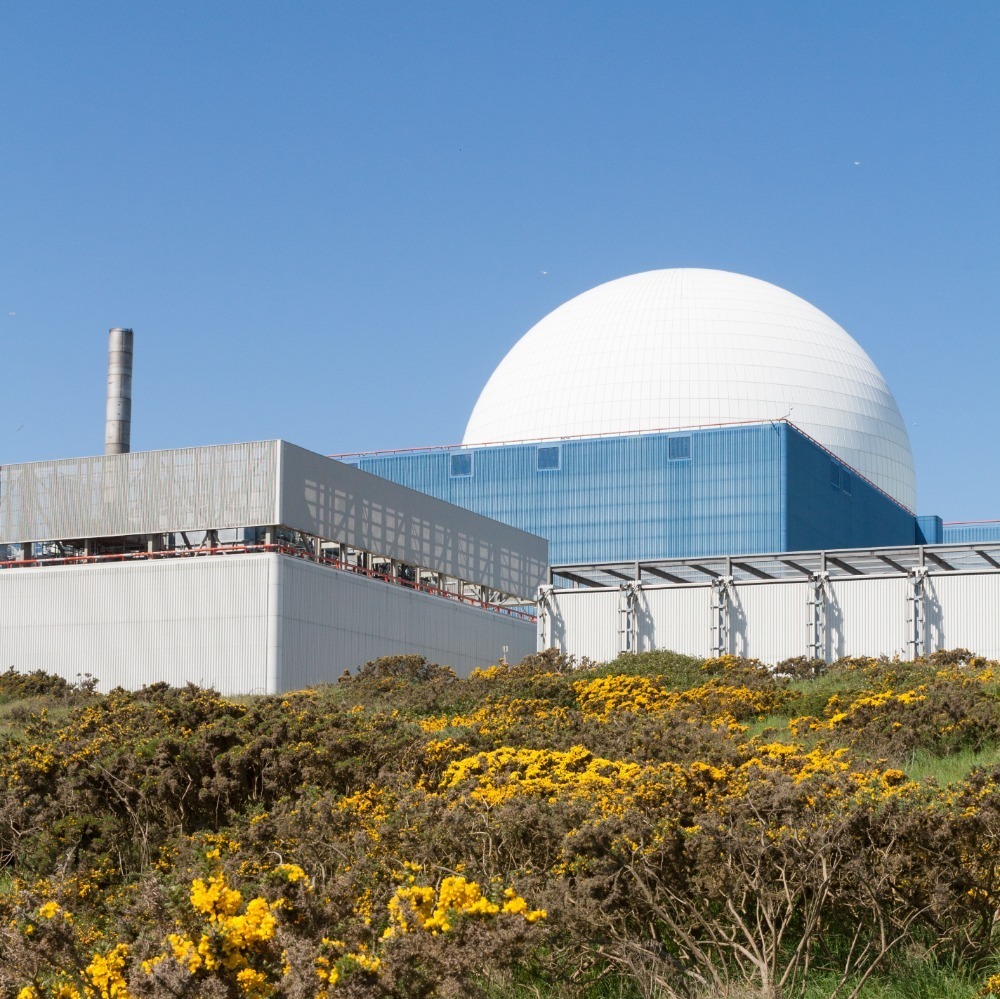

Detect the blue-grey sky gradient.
xmin=2 ymin=1 xmax=998 ymax=520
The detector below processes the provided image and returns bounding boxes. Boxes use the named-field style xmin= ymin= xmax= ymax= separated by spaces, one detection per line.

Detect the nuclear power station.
xmin=3 ymin=269 xmax=1000 ymax=689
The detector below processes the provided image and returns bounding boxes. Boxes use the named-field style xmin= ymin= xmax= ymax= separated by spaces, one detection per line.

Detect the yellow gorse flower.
xmin=190 ymin=873 xmax=244 ymax=922
xmin=85 ymin=944 xmax=131 ymax=999
xmin=134 ymin=872 xmax=280 ymax=984
xmin=384 ymin=875 xmax=545 ymax=937
xmin=274 ymin=863 xmax=309 ymax=884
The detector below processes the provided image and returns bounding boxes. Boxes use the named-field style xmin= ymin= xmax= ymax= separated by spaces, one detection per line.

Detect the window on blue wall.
xmin=830 ymin=461 xmax=853 ymax=495
xmin=450 ymin=452 xmax=473 ymax=477
xmin=668 ymin=435 xmax=691 ymax=460
xmin=537 ymin=446 xmax=560 ymax=470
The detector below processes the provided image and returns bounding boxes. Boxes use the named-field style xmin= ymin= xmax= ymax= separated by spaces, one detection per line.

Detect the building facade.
xmin=351 ymin=421 xmax=918 ymax=566
xmin=0 ymin=441 xmax=546 ymax=692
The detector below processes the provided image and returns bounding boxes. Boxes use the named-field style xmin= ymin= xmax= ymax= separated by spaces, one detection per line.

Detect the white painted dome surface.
xmin=463 ymin=268 xmax=915 ymax=511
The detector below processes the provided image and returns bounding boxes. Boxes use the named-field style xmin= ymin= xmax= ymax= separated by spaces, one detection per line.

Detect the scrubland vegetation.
xmin=4 ymin=648 xmax=1000 ymax=998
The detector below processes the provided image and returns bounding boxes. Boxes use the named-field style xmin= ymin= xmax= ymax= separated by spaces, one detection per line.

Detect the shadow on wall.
xmin=729 ymin=588 xmax=749 ymax=658
xmin=636 ymin=589 xmax=656 ymax=653
xmin=547 ymin=598 xmax=566 ymax=652
xmin=925 ymin=579 xmax=943 ymax=652
xmin=294 ymin=469 xmax=542 ymax=599
xmin=825 ymin=588 xmax=845 ymax=661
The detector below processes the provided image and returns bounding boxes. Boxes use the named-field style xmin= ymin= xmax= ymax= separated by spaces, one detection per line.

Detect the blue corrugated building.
xmin=351 ymin=422 xmax=917 ymax=566
xmin=942 ymin=521 xmax=1000 ymax=544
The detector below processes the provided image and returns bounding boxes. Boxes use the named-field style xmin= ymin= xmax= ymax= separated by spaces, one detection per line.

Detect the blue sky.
xmin=2 ymin=2 xmax=998 ymax=520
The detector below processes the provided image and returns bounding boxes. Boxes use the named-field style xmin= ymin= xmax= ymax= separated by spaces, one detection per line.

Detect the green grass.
xmin=744 ymin=717 xmax=1000 ymax=789
xmin=744 ymin=712 xmax=799 ymax=740
xmin=0 ymin=696 xmax=75 ymax=739
xmin=785 ymin=670 xmax=874 ymax=718
xmin=487 ymin=958 xmax=983 ymax=998
xmin=797 ymin=958 xmax=980 ymax=999
xmin=0 ymin=872 xmax=17 ymax=898
xmin=906 ymin=741 xmax=1000 ymax=784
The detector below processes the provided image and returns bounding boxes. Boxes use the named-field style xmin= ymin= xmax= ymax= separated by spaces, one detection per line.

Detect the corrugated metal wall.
xmin=359 ymin=423 xmax=916 ymax=565
xmin=916 ymin=515 xmax=944 ymax=544
xmin=942 ymin=522 xmax=1000 ymax=544
xmin=784 ymin=430 xmax=915 ymax=552
xmin=925 ymin=574 xmax=1000 ymax=659
xmin=0 ymin=553 xmax=536 ymax=694
xmin=641 ymin=587 xmax=712 ymax=658
xmin=278 ymin=557 xmax=535 ymax=686
xmin=545 ymin=583 xmax=811 ymax=664
xmin=0 ymin=554 xmax=271 ymax=693
xmin=360 ymin=426 xmax=785 ymax=564
xmin=541 ymin=587 xmax=716 ymax=663
xmin=823 ymin=577 xmax=910 ymax=660
xmin=543 ymin=588 xmax=621 ymax=663
xmin=0 ymin=442 xmax=280 ymax=543
xmin=546 ymin=572 xmax=1000 ymax=665
xmin=732 ymin=582 xmax=811 ymax=663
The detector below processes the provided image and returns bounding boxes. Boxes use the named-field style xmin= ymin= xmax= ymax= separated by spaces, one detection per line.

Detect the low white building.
xmin=540 ymin=544 xmax=1000 ymax=664
xmin=0 ymin=441 xmax=545 ymax=693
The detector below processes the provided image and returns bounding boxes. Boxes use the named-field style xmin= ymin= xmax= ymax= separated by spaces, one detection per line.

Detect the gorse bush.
xmin=2 ymin=652 xmax=1000 ymax=998
xmin=0 ymin=666 xmax=97 ymax=704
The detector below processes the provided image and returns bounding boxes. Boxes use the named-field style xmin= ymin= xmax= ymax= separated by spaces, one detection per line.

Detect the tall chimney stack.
xmin=105 ymin=327 xmax=134 ymax=455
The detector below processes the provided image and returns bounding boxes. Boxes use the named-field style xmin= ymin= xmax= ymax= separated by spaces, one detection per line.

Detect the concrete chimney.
xmin=105 ymin=327 xmax=134 ymax=455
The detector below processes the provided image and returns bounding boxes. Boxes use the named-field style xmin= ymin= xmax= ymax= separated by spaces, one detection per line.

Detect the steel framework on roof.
xmin=550 ymin=542 xmax=1000 ymax=590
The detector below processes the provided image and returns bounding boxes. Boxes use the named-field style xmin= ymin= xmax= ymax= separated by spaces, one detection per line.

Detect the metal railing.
xmin=0 ymin=543 xmax=536 ymax=622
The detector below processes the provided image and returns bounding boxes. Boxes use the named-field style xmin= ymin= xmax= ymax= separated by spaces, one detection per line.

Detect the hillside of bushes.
xmin=4 ymin=649 xmax=1000 ymax=998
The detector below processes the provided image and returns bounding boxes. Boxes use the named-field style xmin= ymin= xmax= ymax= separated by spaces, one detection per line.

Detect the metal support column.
xmin=537 ymin=585 xmax=554 ymax=650
xmin=618 ymin=580 xmax=642 ymax=654
xmin=710 ymin=576 xmax=732 ymax=656
xmin=807 ymin=572 xmax=828 ymax=660
xmin=907 ymin=565 xmax=929 ymax=659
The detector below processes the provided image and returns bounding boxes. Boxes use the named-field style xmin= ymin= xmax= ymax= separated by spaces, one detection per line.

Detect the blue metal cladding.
xmin=783 ymin=428 xmax=915 ymax=553
xmin=942 ymin=521 xmax=1000 ymax=544
xmin=355 ymin=424 xmax=916 ymax=565
xmin=916 ymin=515 xmax=944 ymax=545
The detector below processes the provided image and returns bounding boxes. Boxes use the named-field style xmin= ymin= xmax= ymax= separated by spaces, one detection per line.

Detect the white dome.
xmin=463 ymin=268 xmax=916 ymax=511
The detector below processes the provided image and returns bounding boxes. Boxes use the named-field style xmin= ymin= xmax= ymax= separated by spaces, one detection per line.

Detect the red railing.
xmin=0 ymin=544 xmax=536 ymax=622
